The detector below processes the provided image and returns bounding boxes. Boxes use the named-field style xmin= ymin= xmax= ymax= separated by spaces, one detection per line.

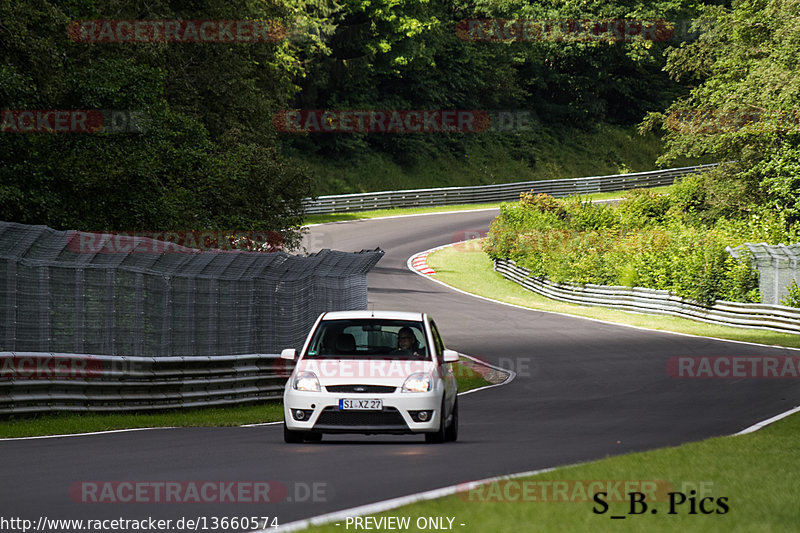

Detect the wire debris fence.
xmin=0 ymin=221 xmax=384 ymax=357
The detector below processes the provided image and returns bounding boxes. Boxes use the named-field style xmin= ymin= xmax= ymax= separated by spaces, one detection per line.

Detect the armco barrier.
xmin=303 ymin=164 xmax=718 ymax=214
xmin=0 ymin=352 xmax=291 ymax=415
xmin=494 ymin=258 xmax=800 ymax=334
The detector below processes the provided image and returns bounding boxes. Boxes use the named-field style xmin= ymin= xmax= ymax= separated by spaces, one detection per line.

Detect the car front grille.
xmin=314 ymin=406 xmax=408 ymax=430
xmin=325 ymin=385 xmax=396 ymax=394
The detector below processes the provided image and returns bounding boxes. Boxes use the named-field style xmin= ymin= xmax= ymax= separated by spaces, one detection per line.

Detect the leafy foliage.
xmin=641 ymin=0 xmax=800 ymax=228
xmin=781 ymin=279 xmax=800 ymax=308
xmin=6 ymin=0 xmax=794 ymax=251
xmin=483 ymin=188 xmax=774 ymax=306
xmin=0 ymin=0 xmax=311 ymax=247
xmin=285 ymin=0 xmax=701 ymax=162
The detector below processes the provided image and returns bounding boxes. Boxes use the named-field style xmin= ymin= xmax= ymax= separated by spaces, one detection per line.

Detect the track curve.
xmin=3 ymin=210 xmax=799 ymax=530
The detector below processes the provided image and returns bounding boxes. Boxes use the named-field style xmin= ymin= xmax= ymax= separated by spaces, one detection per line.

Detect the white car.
xmin=281 ymin=310 xmax=459 ymax=443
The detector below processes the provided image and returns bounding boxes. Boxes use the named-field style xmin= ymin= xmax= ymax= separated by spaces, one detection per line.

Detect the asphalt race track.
xmin=3 ymin=210 xmax=800 ymax=531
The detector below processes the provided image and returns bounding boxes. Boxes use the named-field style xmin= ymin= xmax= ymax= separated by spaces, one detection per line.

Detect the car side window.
xmin=429 ymin=320 xmax=446 ymax=366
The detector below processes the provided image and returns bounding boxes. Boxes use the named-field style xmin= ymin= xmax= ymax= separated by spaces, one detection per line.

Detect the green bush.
xmin=781 ymin=280 xmax=800 ymax=308
xmin=484 ymin=191 xmax=765 ymax=306
xmin=561 ymin=196 xmax=619 ymax=231
xmin=617 ymin=189 xmax=672 ymax=228
xmin=519 ymin=192 xmax=566 ymax=218
xmin=669 ymin=172 xmax=708 ymax=223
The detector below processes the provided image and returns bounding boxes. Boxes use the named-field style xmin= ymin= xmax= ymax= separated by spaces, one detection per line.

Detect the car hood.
xmin=295 ymin=358 xmax=437 ymax=386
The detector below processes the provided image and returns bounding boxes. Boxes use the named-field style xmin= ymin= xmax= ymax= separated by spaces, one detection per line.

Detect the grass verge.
xmin=303 ymin=410 xmax=800 ymax=532
xmin=454 ymin=357 xmax=503 ymax=390
xmin=0 ymin=401 xmax=284 ymax=439
xmin=0 ymin=361 xmax=493 ymax=438
xmin=304 ymin=203 xmax=503 ymax=225
xmin=426 ymin=243 xmax=800 ymax=349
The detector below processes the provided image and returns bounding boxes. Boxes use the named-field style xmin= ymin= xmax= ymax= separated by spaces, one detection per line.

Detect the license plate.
xmin=339 ymin=399 xmax=382 ymax=410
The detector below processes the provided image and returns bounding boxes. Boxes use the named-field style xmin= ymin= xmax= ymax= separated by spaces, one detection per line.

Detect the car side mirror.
xmin=280 ymin=348 xmax=297 ymax=361
xmin=443 ymin=349 xmax=459 ymax=363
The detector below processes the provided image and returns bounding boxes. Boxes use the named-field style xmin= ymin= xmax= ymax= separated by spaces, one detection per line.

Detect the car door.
xmin=429 ymin=319 xmax=457 ymax=412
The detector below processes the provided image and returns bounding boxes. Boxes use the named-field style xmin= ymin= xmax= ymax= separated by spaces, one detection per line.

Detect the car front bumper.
xmin=283 ymin=388 xmax=444 ymax=434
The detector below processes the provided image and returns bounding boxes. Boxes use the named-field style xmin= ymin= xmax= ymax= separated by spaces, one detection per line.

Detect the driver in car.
xmin=392 ymin=327 xmax=425 ymax=358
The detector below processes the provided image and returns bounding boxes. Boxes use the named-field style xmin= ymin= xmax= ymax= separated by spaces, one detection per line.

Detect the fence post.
xmin=74 ymin=268 xmax=85 ymax=354
xmin=4 ymin=261 xmax=17 ymax=350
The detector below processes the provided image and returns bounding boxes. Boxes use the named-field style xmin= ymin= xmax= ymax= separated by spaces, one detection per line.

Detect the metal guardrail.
xmin=0 ymin=352 xmax=292 ymax=415
xmin=303 ymin=164 xmax=719 ymax=214
xmin=494 ymin=259 xmax=800 ymax=334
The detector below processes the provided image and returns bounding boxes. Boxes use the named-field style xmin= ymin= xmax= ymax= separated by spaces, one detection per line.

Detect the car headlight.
xmin=293 ymin=371 xmax=320 ymax=392
xmin=402 ymin=372 xmax=431 ymax=393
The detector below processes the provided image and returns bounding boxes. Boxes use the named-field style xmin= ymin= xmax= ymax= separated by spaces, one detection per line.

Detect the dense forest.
xmin=1 ymin=0 xmax=798 ymax=247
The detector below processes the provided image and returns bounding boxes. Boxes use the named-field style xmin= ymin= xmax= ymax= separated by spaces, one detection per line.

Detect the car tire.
xmin=444 ymin=397 xmax=458 ymax=442
xmin=425 ymin=398 xmax=448 ymax=444
xmin=283 ymin=422 xmax=305 ymax=443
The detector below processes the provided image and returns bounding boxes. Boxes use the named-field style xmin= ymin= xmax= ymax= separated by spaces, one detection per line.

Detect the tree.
xmin=0 ymin=0 xmax=312 ymax=248
xmin=642 ymin=0 xmax=800 ymax=225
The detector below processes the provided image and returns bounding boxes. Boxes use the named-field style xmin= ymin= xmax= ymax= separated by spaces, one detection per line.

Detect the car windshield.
xmin=304 ymin=319 xmax=428 ymax=360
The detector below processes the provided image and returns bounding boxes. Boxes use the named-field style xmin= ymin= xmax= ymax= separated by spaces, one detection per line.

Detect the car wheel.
xmin=283 ymin=422 xmax=305 ymax=443
xmin=444 ymin=397 xmax=458 ymax=442
xmin=425 ymin=398 xmax=447 ymax=444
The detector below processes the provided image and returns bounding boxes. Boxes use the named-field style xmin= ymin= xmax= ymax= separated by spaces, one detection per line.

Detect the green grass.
xmin=304 ymin=203 xmax=503 ymax=225
xmin=453 ymin=357 xmax=500 ymax=391
xmin=0 ymin=401 xmax=284 ymax=439
xmin=304 ymin=411 xmax=800 ymax=532
xmin=299 ymin=125 xmax=698 ymax=196
xmin=426 ymin=243 xmax=800 ymax=349
xmin=0 ymin=361 xmax=493 ymax=438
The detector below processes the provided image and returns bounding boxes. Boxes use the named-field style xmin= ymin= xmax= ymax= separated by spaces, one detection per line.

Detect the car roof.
xmin=321 ymin=310 xmax=425 ymax=322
